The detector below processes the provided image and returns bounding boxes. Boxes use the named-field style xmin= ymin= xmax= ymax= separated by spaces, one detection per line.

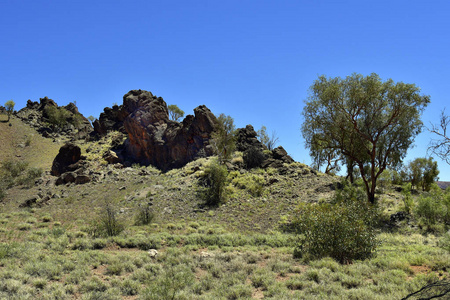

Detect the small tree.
xmin=5 ymin=100 xmax=15 ymax=122
xmin=168 ymin=104 xmax=185 ymax=121
xmin=257 ymin=126 xmax=279 ymax=151
xmin=211 ymin=114 xmax=236 ymax=164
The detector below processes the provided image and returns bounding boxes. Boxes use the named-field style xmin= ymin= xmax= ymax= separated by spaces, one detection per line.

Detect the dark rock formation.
xmin=51 ymin=143 xmax=82 ymax=176
xmin=93 ymin=104 xmax=128 ymax=135
xmin=236 ymin=125 xmax=266 ymax=153
xmin=16 ymin=97 xmax=93 ymax=139
xmin=235 ymin=125 xmax=294 ymax=169
xmin=121 ymin=90 xmax=217 ymax=171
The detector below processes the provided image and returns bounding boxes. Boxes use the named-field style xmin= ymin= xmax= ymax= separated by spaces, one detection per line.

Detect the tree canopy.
xmin=302 ymin=73 xmax=430 ymax=203
xmin=168 ymin=104 xmax=185 ymax=122
xmin=406 ymin=157 xmax=439 ymax=192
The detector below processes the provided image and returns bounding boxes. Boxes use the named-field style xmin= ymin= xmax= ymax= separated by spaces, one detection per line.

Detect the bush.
xmin=402 ymin=183 xmax=414 ymax=214
xmin=1 ymin=159 xmax=28 ymax=178
xmin=231 ymin=173 xmax=265 ymax=197
xmin=90 ymin=201 xmax=125 ymax=237
xmin=198 ymin=159 xmax=228 ymax=206
xmin=16 ymin=167 xmax=42 ymax=187
xmin=290 ymin=188 xmax=378 ymax=263
xmin=135 ymin=202 xmax=154 ymax=225
xmin=415 ymin=184 xmax=449 ymax=226
xmin=243 ymin=147 xmax=266 ymax=169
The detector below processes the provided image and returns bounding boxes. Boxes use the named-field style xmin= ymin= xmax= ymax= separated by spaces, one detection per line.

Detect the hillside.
xmin=0 ymin=108 xmax=449 ymax=299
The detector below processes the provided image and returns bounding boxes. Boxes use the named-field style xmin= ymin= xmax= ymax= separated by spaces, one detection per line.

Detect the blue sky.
xmin=1 ymin=0 xmax=449 ymax=180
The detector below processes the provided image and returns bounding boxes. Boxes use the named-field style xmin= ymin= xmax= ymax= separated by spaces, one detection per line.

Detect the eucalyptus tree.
xmin=302 ymin=73 xmax=430 ymax=204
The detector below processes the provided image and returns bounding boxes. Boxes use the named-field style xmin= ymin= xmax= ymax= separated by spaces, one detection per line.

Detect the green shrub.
xmin=89 ymin=201 xmax=125 ymax=237
xmin=1 ymin=159 xmax=28 ymax=178
xmin=231 ymin=173 xmax=265 ymax=197
xmin=243 ymin=147 xmax=266 ymax=169
xmin=135 ymin=202 xmax=154 ymax=225
xmin=415 ymin=184 xmax=448 ymax=226
xmin=44 ymin=105 xmax=71 ymax=128
xmin=198 ymin=159 xmax=229 ymax=206
xmin=401 ymin=183 xmax=414 ymax=214
xmin=290 ymin=190 xmax=378 ymax=263
xmin=0 ymin=187 xmax=5 ymax=201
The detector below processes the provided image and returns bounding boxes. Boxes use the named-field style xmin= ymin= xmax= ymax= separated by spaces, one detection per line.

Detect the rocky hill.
xmin=0 ymin=89 xmax=337 ymax=231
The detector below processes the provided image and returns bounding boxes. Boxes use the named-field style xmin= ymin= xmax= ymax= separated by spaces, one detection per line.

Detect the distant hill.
xmin=437 ymin=181 xmax=450 ymax=190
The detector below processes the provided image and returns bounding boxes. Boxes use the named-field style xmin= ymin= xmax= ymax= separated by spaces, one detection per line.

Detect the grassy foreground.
xmin=0 ymin=205 xmax=449 ymax=299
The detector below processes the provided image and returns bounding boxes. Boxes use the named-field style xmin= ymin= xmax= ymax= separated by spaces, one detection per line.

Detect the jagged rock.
xmin=122 ymin=90 xmax=217 ymax=171
xmin=93 ymin=104 xmax=128 ymax=135
xmin=51 ymin=143 xmax=81 ymax=176
xmin=272 ymin=146 xmax=294 ymax=163
xmin=236 ymin=125 xmax=266 ymax=152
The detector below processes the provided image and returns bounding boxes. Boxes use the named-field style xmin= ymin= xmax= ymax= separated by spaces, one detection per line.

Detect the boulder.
xmin=51 ymin=143 xmax=82 ymax=176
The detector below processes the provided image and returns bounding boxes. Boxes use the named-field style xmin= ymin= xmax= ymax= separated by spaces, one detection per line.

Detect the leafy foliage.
xmin=290 ymin=184 xmax=378 ymax=263
xmin=168 ymin=104 xmax=185 ymax=122
xmin=415 ymin=184 xmax=449 ymax=227
xmin=302 ymin=73 xmax=430 ymax=203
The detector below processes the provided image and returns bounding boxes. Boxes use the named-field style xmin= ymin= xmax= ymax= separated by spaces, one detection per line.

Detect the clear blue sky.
xmin=1 ymin=0 xmax=449 ymax=180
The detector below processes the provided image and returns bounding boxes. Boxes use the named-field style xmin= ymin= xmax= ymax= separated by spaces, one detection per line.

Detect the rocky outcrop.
xmin=236 ymin=125 xmax=267 ymax=153
xmin=93 ymin=104 xmax=128 ymax=136
xmin=16 ymin=97 xmax=93 ymax=140
xmin=235 ymin=125 xmax=294 ymax=169
xmin=121 ymin=90 xmax=217 ymax=171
